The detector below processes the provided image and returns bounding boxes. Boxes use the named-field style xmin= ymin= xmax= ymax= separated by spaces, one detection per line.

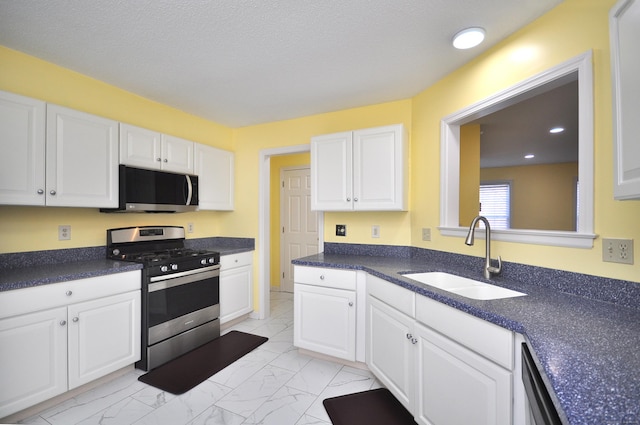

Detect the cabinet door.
xmin=414 ymin=322 xmax=512 ymax=425
xmin=67 ymin=291 xmax=141 ymax=389
xmin=220 ymin=264 xmax=253 ymax=324
xmin=0 ymin=307 xmax=67 ymax=418
xmin=0 ymin=91 xmax=46 ymax=206
xmin=367 ymin=295 xmax=415 ymax=412
xmin=353 ymin=124 xmax=407 ymax=211
xmin=161 ymin=134 xmax=194 ymax=173
xmin=46 ymin=105 xmax=119 ymax=208
xmin=194 ymin=144 xmax=235 ymax=210
xmin=311 ymin=131 xmax=353 ymax=211
xmin=119 ymin=123 xmax=162 ymax=170
xmin=294 ymin=283 xmax=356 ymax=360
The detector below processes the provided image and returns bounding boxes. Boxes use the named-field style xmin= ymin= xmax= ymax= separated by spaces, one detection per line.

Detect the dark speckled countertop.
xmin=292 ymin=244 xmax=640 ymax=425
xmin=0 ymin=237 xmax=254 ymax=292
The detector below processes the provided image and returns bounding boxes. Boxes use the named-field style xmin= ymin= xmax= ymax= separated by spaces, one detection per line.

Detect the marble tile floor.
xmin=18 ymin=292 xmax=381 ymax=425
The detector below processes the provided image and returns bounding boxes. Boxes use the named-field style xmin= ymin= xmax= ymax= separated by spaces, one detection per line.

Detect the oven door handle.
xmin=149 ymin=265 xmax=220 ymax=291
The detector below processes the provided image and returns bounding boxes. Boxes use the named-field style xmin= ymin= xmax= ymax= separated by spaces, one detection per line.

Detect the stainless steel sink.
xmin=401 ymin=272 xmax=526 ymax=300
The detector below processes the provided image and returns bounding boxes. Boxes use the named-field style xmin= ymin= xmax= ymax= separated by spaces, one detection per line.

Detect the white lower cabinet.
xmin=413 ymin=322 xmax=512 ymax=425
xmin=219 ymin=251 xmax=253 ymax=324
xmin=293 ymin=266 xmax=361 ymax=361
xmin=367 ymin=295 xmax=415 ymax=411
xmin=0 ymin=271 xmax=141 ymax=418
xmin=366 ymin=274 xmax=515 ymax=425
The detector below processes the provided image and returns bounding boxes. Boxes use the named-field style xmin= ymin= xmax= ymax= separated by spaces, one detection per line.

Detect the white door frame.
xmin=257 ymin=144 xmax=323 ymax=319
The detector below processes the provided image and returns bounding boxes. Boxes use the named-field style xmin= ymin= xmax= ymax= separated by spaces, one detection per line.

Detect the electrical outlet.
xmin=58 ymin=225 xmax=71 ymax=241
xmin=372 ymin=225 xmax=380 ymax=238
xmin=336 ymin=224 xmax=346 ymax=237
xmin=602 ymin=238 xmax=634 ymax=265
xmin=187 ymin=223 xmax=194 ymax=233
xmin=422 ymin=228 xmax=431 ymax=241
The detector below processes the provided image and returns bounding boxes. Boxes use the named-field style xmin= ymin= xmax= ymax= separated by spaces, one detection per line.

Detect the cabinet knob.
xmin=346 ymin=197 xmax=351 ymax=202
xmin=163 ymin=158 xmax=168 ymax=163
xmin=406 ymin=333 xmax=412 ymax=339
xmin=156 ymin=157 xmax=162 ymax=162
xmin=60 ymin=320 xmax=67 ymax=326
xmin=37 ymin=189 xmax=44 ymax=195
xmin=72 ymin=317 xmax=79 ymax=322
xmin=348 ymin=301 xmax=354 ymax=307
xmin=66 ymin=290 xmax=72 ymax=296
xmin=411 ymin=338 xmax=418 ymax=344
xmin=50 ymin=190 xmax=56 ymax=195
xmin=320 ymin=275 xmax=325 ymax=280
xmin=354 ymin=197 xmax=359 ymax=202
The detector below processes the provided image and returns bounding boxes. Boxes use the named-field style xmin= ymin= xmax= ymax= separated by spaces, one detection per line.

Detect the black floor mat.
xmin=323 ymin=388 xmax=418 ymax=425
xmin=138 ymin=330 xmax=268 ymax=394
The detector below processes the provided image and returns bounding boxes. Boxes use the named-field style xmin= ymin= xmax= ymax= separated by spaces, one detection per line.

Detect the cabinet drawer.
xmin=220 ymin=251 xmax=253 ymax=269
xmin=367 ymin=274 xmax=415 ymax=318
xmin=0 ymin=270 xmax=141 ymax=320
xmin=294 ymin=266 xmax=357 ymax=290
xmin=415 ymin=294 xmax=513 ymax=369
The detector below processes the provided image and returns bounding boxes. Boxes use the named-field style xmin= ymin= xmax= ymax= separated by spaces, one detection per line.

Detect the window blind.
xmin=479 ymin=183 xmax=510 ymax=230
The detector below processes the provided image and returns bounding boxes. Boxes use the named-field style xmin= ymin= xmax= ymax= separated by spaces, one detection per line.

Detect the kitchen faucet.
xmin=465 ymin=216 xmax=502 ymax=279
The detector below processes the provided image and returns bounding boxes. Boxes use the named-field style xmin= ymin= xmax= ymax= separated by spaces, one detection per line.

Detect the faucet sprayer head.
xmin=464 ymin=229 xmax=475 ymax=246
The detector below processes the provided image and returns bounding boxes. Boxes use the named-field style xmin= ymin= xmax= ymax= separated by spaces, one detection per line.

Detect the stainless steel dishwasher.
xmin=522 ymin=343 xmax=563 ymax=425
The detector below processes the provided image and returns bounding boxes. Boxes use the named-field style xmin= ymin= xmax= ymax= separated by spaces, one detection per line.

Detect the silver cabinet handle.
xmin=72 ymin=317 xmax=79 ymax=322
xmin=320 ymin=275 xmax=325 ymax=280
xmin=50 ymin=190 xmax=56 ymax=195
xmin=37 ymin=189 xmax=44 ymax=195
xmin=348 ymin=301 xmax=354 ymax=307
xmin=66 ymin=290 xmax=72 ymax=296
xmin=60 ymin=320 xmax=67 ymax=326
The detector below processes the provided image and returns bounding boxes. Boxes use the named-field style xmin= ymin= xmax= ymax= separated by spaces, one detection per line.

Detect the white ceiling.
xmin=0 ymin=0 xmax=563 ymax=128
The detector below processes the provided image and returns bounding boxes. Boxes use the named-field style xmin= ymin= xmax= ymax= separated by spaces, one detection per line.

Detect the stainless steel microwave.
xmin=101 ymin=165 xmax=198 ymax=213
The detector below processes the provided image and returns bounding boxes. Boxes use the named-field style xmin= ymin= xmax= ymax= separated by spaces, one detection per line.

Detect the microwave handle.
xmin=185 ymin=175 xmax=193 ymax=205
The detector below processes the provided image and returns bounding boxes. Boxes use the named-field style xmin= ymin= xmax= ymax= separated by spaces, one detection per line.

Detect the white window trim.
xmin=438 ymin=51 xmax=596 ymax=248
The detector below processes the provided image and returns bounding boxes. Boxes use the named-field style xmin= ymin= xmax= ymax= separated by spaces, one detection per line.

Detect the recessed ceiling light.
xmin=549 ymin=127 xmax=565 ymax=134
xmin=524 ymin=154 xmax=535 ymax=159
xmin=452 ymin=27 xmax=486 ymax=49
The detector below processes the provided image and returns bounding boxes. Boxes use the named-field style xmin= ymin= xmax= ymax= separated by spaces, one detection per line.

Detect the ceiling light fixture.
xmin=549 ymin=127 xmax=565 ymax=134
xmin=524 ymin=154 xmax=535 ymax=159
xmin=452 ymin=27 xmax=486 ymax=49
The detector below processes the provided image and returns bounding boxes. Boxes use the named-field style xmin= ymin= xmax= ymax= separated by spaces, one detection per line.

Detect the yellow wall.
xmin=1 ymin=0 xmax=639 ymax=289
xmin=459 ymin=124 xmax=481 ymax=226
xmin=480 ymin=163 xmax=578 ymax=231
xmin=269 ymin=153 xmax=311 ymax=289
xmin=411 ymin=0 xmax=640 ymax=282
xmin=0 ymin=46 xmax=234 ymax=253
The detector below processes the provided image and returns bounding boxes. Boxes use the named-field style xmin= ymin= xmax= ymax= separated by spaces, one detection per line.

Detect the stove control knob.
xmin=171 ymin=264 xmax=178 ymax=271
xmin=160 ymin=265 xmax=168 ymax=273
xmin=200 ymin=259 xmax=208 ymax=265
xmin=208 ymin=257 xmax=216 ymax=264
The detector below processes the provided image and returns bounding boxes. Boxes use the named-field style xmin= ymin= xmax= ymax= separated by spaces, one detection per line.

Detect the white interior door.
xmin=281 ymin=167 xmax=318 ymax=292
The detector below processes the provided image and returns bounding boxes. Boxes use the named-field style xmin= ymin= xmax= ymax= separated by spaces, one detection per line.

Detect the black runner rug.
xmin=138 ymin=330 xmax=268 ymax=394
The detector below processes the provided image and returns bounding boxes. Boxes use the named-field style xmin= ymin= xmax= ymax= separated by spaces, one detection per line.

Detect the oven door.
xmin=147 ymin=265 xmax=220 ymax=345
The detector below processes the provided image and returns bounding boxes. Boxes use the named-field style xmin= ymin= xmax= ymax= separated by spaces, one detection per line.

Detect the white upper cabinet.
xmin=0 ymin=93 xmax=118 ymax=208
xmin=610 ymin=0 xmax=640 ymax=199
xmin=46 ymin=105 xmax=119 ymax=208
xmin=311 ymin=124 xmax=408 ymax=211
xmin=120 ymin=123 xmax=194 ymax=174
xmin=0 ymin=90 xmax=46 ymax=206
xmin=194 ymin=143 xmax=235 ymax=210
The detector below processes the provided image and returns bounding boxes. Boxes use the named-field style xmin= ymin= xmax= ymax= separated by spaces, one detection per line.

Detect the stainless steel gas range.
xmin=107 ymin=226 xmax=220 ymax=371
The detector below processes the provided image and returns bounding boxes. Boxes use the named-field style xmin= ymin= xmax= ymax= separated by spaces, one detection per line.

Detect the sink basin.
xmin=401 ymin=272 xmax=526 ymax=300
